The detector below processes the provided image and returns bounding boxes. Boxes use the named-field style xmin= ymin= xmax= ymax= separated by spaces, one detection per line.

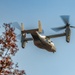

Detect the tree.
xmin=0 ymin=23 xmax=26 ymax=75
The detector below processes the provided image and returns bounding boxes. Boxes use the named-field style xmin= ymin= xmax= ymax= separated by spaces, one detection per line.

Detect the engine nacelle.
xmin=21 ymin=23 xmax=26 ymax=48
xmin=65 ymin=27 xmax=71 ymax=43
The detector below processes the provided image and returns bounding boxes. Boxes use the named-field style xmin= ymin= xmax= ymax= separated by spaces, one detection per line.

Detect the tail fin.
xmin=21 ymin=23 xmax=24 ymax=31
xmin=38 ymin=20 xmax=42 ymax=33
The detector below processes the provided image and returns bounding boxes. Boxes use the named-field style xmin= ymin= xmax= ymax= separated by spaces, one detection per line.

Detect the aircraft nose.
xmin=52 ymin=46 xmax=56 ymax=53
xmin=53 ymin=50 xmax=56 ymax=53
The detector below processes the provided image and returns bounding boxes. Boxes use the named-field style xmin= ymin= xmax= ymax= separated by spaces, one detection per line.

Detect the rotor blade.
xmin=0 ymin=35 xmax=2 ymax=39
xmin=51 ymin=26 xmax=66 ymax=32
xmin=70 ymin=26 xmax=75 ymax=28
xmin=11 ymin=22 xmax=21 ymax=30
xmin=16 ymin=34 xmax=21 ymax=40
xmin=60 ymin=15 xmax=70 ymax=24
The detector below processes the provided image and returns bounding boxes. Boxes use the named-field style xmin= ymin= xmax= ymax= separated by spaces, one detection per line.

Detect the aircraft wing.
xmin=24 ymin=38 xmax=33 ymax=41
xmin=46 ymin=33 xmax=66 ymax=38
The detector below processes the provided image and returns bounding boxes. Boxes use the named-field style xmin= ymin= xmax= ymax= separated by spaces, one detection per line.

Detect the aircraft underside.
xmin=31 ymin=33 xmax=56 ymax=52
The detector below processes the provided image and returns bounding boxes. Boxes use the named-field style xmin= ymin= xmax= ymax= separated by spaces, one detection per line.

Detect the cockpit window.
xmin=46 ymin=39 xmax=48 ymax=42
xmin=46 ymin=39 xmax=51 ymax=43
xmin=49 ymin=41 xmax=50 ymax=43
xmin=48 ymin=40 xmax=51 ymax=43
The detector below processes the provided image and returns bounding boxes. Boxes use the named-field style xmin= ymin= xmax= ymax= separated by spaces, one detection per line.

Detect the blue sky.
xmin=0 ymin=0 xmax=75 ymax=75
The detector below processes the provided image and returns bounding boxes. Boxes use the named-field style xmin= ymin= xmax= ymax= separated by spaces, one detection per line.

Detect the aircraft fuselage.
xmin=31 ymin=32 xmax=56 ymax=53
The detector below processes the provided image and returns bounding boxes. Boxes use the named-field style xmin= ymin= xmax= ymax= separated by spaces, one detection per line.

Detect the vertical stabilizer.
xmin=21 ymin=23 xmax=24 ymax=31
xmin=38 ymin=20 xmax=42 ymax=33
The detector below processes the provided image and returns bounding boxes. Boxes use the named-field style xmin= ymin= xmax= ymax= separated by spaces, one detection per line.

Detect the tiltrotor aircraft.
xmin=11 ymin=15 xmax=75 ymax=53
